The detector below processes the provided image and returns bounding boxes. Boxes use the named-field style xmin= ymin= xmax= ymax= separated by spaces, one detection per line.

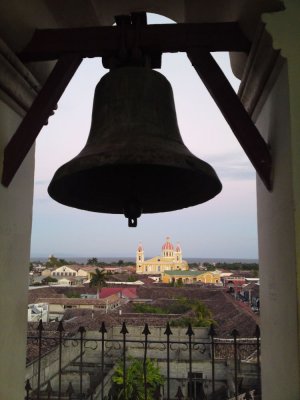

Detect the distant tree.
xmin=58 ymin=258 xmax=69 ymax=266
xmin=176 ymin=278 xmax=183 ymax=287
xmin=89 ymin=268 xmax=107 ymax=296
xmin=45 ymin=255 xmax=69 ymax=268
xmin=203 ymin=262 xmax=214 ymax=267
xmin=117 ymin=259 xmax=124 ymax=266
xmin=29 ymin=262 xmax=34 ymax=271
xmin=46 ymin=255 xmax=59 ymax=268
xmin=206 ymin=265 xmax=216 ymax=271
xmin=127 ymin=275 xmax=138 ymax=282
xmin=87 ymin=257 xmax=99 ymax=265
xmin=42 ymin=276 xmax=58 ymax=284
xmin=252 ymin=269 xmax=259 ymax=278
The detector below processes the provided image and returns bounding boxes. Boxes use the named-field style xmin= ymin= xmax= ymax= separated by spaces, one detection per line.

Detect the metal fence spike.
xmin=46 ymin=381 xmax=53 ymax=394
xmin=142 ymin=323 xmax=151 ymax=335
xmin=186 ymin=323 xmax=194 ymax=336
xmin=78 ymin=326 xmax=86 ymax=334
xmin=254 ymin=324 xmax=260 ymax=338
xmin=57 ymin=320 xmax=64 ymax=332
xmin=231 ymin=328 xmax=239 ymax=338
xmin=208 ymin=323 xmax=216 ymax=337
xmin=37 ymin=319 xmax=44 ymax=331
xmin=25 ymin=379 xmax=32 ymax=392
xmin=120 ymin=321 xmax=128 ymax=334
xmin=164 ymin=322 xmax=173 ymax=336
xmin=175 ymin=385 xmax=184 ymax=399
xmin=66 ymin=381 xmax=74 ymax=394
xmin=99 ymin=321 xmax=107 ymax=334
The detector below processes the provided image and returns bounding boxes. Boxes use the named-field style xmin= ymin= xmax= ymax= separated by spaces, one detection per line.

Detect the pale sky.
xmin=30 ymin=14 xmax=258 ymax=259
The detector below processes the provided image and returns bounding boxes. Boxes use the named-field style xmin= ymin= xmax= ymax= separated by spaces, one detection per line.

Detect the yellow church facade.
xmin=161 ymin=270 xmax=221 ymax=285
xmin=136 ymin=237 xmax=189 ymax=274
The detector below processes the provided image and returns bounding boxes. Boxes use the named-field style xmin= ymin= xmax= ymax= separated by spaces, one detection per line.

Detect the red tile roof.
xmin=99 ymin=287 xmax=137 ymax=299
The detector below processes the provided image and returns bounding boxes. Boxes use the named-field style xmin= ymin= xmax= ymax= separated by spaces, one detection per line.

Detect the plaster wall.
xmin=0 ymin=100 xmax=35 ymax=400
xmin=256 ymin=61 xmax=300 ymax=399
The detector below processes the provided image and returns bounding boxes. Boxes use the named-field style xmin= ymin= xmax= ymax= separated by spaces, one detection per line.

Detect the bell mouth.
xmin=48 ymin=163 xmax=222 ymax=215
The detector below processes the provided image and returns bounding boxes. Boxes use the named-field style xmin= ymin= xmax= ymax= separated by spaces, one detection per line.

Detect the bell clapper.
xmin=128 ymin=217 xmax=138 ymax=228
xmin=123 ymin=199 xmax=142 ymax=228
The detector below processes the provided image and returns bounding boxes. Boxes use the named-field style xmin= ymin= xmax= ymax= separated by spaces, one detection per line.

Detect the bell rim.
xmin=48 ymin=163 xmax=222 ymax=215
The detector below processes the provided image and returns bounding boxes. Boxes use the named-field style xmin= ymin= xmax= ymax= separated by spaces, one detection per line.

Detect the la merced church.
xmin=136 ymin=237 xmax=188 ymax=274
xmin=136 ymin=237 xmax=221 ymax=285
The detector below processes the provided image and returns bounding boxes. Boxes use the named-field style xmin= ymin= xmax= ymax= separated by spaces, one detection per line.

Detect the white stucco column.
xmin=0 ymin=38 xmax=37 ymax=400
xmin=241 ymin=1 xmax=300 ymax=398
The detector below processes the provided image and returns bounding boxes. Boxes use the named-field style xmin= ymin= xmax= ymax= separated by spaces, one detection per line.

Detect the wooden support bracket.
xmin=1 ymin=54 xmax=82 ymax=187
xmin=187 ymin=49 xmax=272 ymax=191
xmin=19 ymin=22 xmax=250 ymax=62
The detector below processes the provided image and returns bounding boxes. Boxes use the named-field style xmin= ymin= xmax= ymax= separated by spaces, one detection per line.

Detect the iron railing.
xmin=25 ymin=320 xmax=260 ymax=400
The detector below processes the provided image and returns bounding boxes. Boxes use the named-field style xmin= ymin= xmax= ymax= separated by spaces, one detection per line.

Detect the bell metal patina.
xmin=48 ymin=66 xmax=222 ymax=226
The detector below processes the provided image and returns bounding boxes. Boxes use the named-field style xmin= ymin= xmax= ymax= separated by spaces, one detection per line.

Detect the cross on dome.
xmin=162 ymin=237 xmax=174 ymax=251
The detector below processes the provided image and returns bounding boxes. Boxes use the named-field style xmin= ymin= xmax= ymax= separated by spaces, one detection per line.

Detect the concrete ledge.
xmin=0 ymin=37 xmax=40 ymax=116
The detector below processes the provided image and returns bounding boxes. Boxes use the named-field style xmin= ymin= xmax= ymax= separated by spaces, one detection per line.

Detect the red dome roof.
xmin=162 ymin=237 xmax=174 ymax=250
xmin=176 ymin=243 xmax=181 ymax=252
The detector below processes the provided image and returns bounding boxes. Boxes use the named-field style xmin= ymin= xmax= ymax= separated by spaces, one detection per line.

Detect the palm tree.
xmin=89 ymin=268 xmax=107 ymax=298
xmin=110 ymin=357 xmax=164 ymax=400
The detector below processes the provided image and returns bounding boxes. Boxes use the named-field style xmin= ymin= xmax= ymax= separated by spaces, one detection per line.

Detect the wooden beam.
xmin=2 ymin=54 xmax=82 ymax=187
xmin=19 ymin=22 xmax=250 ymax=62
xmin=187 ymin=49 xmax=272 ymax=190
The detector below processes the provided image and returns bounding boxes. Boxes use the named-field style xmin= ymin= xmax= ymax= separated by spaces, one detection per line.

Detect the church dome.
xmin=162 ymin=237 xmax=174 ymax=251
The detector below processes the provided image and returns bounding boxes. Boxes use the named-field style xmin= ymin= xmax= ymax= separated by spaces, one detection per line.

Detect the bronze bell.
xmin=48 ymin=66 xmax=222 ymax=227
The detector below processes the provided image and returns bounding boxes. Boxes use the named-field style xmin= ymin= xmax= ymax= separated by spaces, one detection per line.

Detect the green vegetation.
xmin=65 ymin=291 xmax=81 ymax=298
xmin=109 ymin=357 xmax=164 ymax=400
xmin=170 ymin=299 xmax=214 ymax=328
xmin=45 ymin=256 xmax=75 ymax=268
xmin=42 ymin=276 xmax=58 ymax=284
xmin=132 ymin=297 xmax=214 ymax=328
xmin=86 ymin=257 xmax=134 ymax=267
xmin=215 ymin=262 xmax=258 ymax=271
xmin=133 ymin=304 xmax=167 ymax=314
xmin=127 ymin=275 xmax=138 ymax=282
xmin=189 ymin=261 xmax=259 ymax=272
xmin=87 ymin=257 xmax=99 ymax=265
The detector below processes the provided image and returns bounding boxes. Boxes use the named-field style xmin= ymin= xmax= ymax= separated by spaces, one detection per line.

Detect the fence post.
xmin=25 ymin=379 xmax=32 ymax=400
xmin=164 ymin=322 xmax=173 ymax=400
xmin=255 ymin=325 xmax=261 ymax=396
xmin=99 ymin=322 xmax=107 ymax=400
xmin=120 ymin=322 xmax=128 ymax=400
xmin=78 ymin=326 xmax=86 ymax=399
xmin=209 ymin=324 xmax=216 ymax=399
xmin=175 ymin=386 xmax=184 ymax=399
xmin=142 ymin=323 xmax=151 ymax=400
xmin=66 ymin=381 xmax=74 ymax=400
xmin=57 ymin=320 xmax=64 ymax=400
xmin=37 ymin=319 xmax=44 ymax=400
xmin=186 ymin=323 xmax=194 ymax=400
xmin=231 ymin=329 xmax=239 ymax=400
